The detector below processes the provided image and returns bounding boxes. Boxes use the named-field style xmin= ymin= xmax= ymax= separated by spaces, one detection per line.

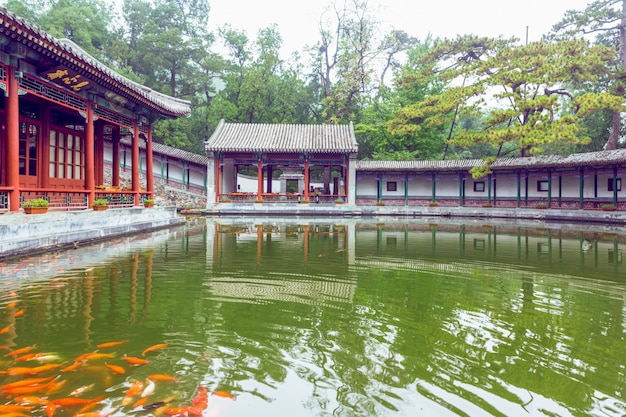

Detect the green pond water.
xmin=1 ymin=217 xmax=626 ymax=417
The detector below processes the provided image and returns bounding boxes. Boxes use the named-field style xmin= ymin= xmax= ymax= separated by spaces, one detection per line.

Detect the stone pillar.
xmin=347 ymin=154 xmax=357 ymax=207
xmin=206 ymin=152 xmax=216 ymax=207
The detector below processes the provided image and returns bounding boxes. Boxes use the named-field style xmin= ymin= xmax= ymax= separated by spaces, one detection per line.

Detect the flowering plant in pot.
xmin=143 ymin=199 xmax=155 ymax=208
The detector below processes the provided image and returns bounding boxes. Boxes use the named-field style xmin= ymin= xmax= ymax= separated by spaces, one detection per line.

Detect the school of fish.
xmin=0 ymin=299 xmax=236 ymax=416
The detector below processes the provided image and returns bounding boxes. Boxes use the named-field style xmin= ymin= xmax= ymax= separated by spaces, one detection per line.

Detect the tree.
xmin=388 ymin=35 xmax=623 ymax=177
xmin=551 ymin=0 xmax=626 ymax=150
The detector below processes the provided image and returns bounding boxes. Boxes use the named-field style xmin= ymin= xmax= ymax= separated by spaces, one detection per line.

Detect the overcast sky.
xmin=208 ymin=0 xmax=593 ymax=56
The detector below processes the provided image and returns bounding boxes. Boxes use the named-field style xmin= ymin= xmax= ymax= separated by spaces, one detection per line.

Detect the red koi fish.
xmin=142 ymin=343 xmax=168 ymax=356
xmin=96 ymin=341 xmax=127 ymax=349
xmin=191 ymin=384 xmax=208 ymax=410
xmin=122 ymin=356 xmax=149 ymax=366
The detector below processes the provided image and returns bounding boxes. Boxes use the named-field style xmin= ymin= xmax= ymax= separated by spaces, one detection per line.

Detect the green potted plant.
xmin=143 ymin=198 xmax=155 ymax=208
xmin=375 ymin=200 xmax=384 ymax=206
xmin=22 ymin=198 xmax=49 ymax=214
xmin=535 ymin=202 xmax=547 ymax=209
xmin=254 ymin=199 xmax=264 ymax=204
xmin=482 ymin=202 xmax=493 ymax=208
xmin=428 ymin=201 xmax=438 ymax=207
xmin=91 ymin=198 xmax=109 ymax=211
xmin=602 ymin=203 xmax=616 ymax=211
xmin=335 ymin=199 xmax=346 ymax=205
xmin=300 ymin=199 xmax=309 ymax=204
xmin=220 ymin=196 xmax=232 ymax=203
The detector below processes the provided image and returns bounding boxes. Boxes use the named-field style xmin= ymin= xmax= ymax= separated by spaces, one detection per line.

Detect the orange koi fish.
xmin=0 ymin=412 xmax=30 ymax=417
xmin=213 ymin=390 xmax=235 ymax=400
xmin=0 ymin=376 xmax=54 ymax=390
xmin=142 ymin=343 xmax=168 ymax=356
xmin=122 ymin=356 xmax=149 ymax=366
xmin=7 ymin=345 xmax=36 ymax=357
xmin=50 ymin=395 xmax=105 ymax=407
xmin=133 ymin=397 xmax=148 ymax=408
xmin=0 ymin=324 xmax=12 ymax=334
xmin=125 ymin=381 xmax=144 ymax=397
xmin=162 ymin=406 xmax=203 ymax=416
xmin=104 ymin=363 xmax=125 ymax=374
xmin=61 ymin=361 xmax=84 ymax=372
xmin=2 ymin=383 xmax=51 ymax=395
xmin=13 ymin=395 xmax=49 ymax=405
xmin=7 ymin=363 xmax=64 ymax=376
xmin=0 ymin=405 xmax=34 ymax=413
xmin=7 ymin=301 xmax=17 ymax=308
xmin=13 ymin=309 xmax=25 ymax=317
xmin=147 ymin=374 xmax=179 ymax=382
xmin=44 ymin=402 xmax=56 ymax=417
xmin=96 ymin=341 xmax=127 ymax=349
xmin=75 ymin=411 xmax=114 ymax=417
xmin=15 ymin=352 xmax=43 ymax=361
xmin=82 ymin=352 xmax=116 ymax=362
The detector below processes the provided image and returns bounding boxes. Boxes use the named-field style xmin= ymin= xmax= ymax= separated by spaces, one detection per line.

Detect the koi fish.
xmin=44 ymin=402 xmax=56 ymax=417
xmin=13 ymin=395 xmax=49 ymax=405
xmin=82 ymin=352 xmax=116 ymax=362
xmin=141 ymin=378 xmax=155 ymax=397
xmin=7 ymin=363 xmax=64 ymax=376
xmin=122 ymin=356 xmax=149 ymax=366
xmin=15 ymin=352 xmax=43 ymax=361
xmin=162 ymin=406 xmax=204 ymax=416
xmin=0 ymin=376 xmax=54 ymax=389
xmin=104 ymin=362 xmax=125 ymax=374
xmin=13 ymin=309 xmax=25 ymax=317
xmin=0 ymin=405 xmax=35 ymax=413
xmin=2 ymin=383 xmax=51 ymax=395
xmin=191 ymin=384 xmax=208 ymax=410
xmin=7 ymin=345 xmax=36 ymax=357
xmin=61 ymin=361 xmax=84 ymax=372
xmin=125 ymin=380 xmax=144 ymax=397
xmin=142 ymin=343 xmax=168 ymax=356
xmin=74 ymin=411 xmax=114 ymax=417
xmin=147 ymin=374 xmax=179 ymax=382
xmin=213 ymin=390 xmax=235 ymax=400
xmin=70 ymin=383 xmax=95 ymax=396
xmin=133 ymin=397 xmax=148 ymax=408
xmin=96 ymin=341 xmax=127 ymax=349
xmin=51 ymin=395 xmax=105 ymax=407
xmin=7 ymin=301 xmax=17 ymax=308
xmin=0 ymin=412 xmax=30 ymax=417
xmin=0 ymin=325 xmax=12 ymax=334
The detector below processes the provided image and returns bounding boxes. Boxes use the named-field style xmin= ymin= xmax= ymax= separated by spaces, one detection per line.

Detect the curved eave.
xmin=0 ymin=8 xmax=190 ymax=119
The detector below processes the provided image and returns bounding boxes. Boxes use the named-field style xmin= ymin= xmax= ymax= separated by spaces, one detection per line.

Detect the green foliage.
xmin=23 ymin=198 xmax=49 ymax=208
xmin=92 ymin=199 xmax=108 ymax=206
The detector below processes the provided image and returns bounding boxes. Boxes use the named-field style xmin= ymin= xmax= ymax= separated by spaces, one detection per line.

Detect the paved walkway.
xmin=198 ymin=203 xmax=626 ymax=226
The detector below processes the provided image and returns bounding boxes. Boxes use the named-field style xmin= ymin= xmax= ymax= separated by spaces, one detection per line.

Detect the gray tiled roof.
xmin=356 ymin=159 xmax=483 ymax=172
xmin=356 ymin=149 xmax=626 ymax=172
xmin=0 ymin=8 xmax=191 ymax=118
xmin=205 ymin=120 xmax=359 ymax=153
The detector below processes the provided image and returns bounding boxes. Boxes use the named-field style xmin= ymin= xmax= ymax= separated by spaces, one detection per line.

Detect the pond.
xmin=1 ymin=217 xmax=625 ymax=417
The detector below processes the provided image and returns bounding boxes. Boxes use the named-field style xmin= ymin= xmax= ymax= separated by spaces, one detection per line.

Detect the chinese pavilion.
xmin=0 ymin=8 xmax=191 ymax=212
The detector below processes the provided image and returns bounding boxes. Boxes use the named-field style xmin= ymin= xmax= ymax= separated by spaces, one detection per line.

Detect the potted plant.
xmin=22 ymin=198 xmax=49 ymax=214
xmin=375 ymin=200 xmax=384 ymax=206
xmin=220 ymin=196 xmax=232 ymax=203
xmin=335 ymin=199 xmax=346 ymax=205
xmin=143 ymin=199 xmax=155 ymax=208
xmin=429 ymin=201 xmax=438 ymax=207
xmin=535 ymin=202 xmax=547 ymax=209
xmin=92 ymin=198 xmax=109 ymax=211
xmin=482 ymin=202 xmax=493 ymax=208
xmin=602 ymin=203 xmax=616 ymax=211
xmin=300 ymin=199 xmax=309 ymax=204
xmin=254 ymin=199 xmax=264 ymax=204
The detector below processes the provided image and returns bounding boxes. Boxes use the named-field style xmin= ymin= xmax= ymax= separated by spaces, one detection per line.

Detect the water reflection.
xmin=0 ymin=217 xmax=625 ymax=416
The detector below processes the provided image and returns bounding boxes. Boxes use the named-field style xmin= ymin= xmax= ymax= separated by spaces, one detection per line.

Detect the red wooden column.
xmin=84 ymin=101 xmax=95 ymax=205
xmin=112 ymin=127 xmax=120 ymax=187
xmin=94 ymin=122 xmax=104 ymax=187
xmin=6 ymin=66 xmax=19 ymax=211
xmin=40 ymin=105 xmax=50 ymax=189
xmin=304 ymin=158 xmax=310 ymax=201
xmin=214 ymin=154 xmax=220 ymax=202
xmin=132 ymin=122 xmax=140 ymax=205
xmin=257 ymin=158 xmax=263 ymax=200
xmin=146 ymin=126 xmax=154 ymax=199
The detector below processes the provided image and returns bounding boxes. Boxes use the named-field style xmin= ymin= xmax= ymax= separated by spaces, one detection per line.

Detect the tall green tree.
xmin=551 ymin=0 xmax=626 ymax=150
xmin=389 ymin=35 xmax=623 ymax=177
